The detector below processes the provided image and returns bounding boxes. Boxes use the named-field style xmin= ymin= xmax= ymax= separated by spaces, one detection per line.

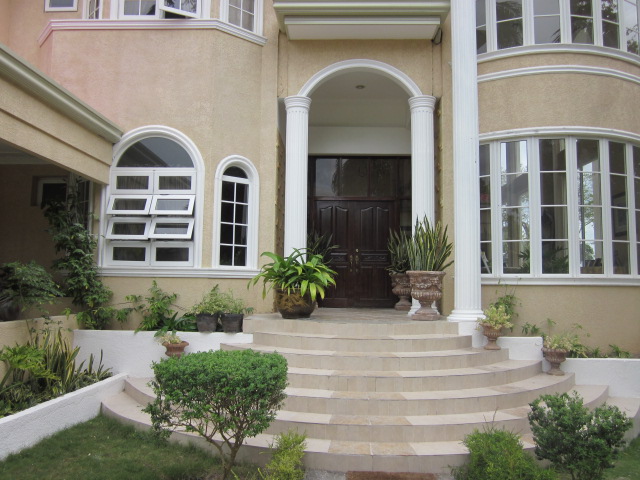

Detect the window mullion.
xmin=559 ymin=0 xmax=572 ymax=43
xmin=529 ymin=138 xmax=542 ymax=277
xmin=523 ymin=0 xmax=535 ymax=46
xmin=487 ymin=0 xmax=498 ymax=52
xmin=626 ymin=143 xmax=638 ymax=274
xmin=566 ymin=137 xmax=581 ymax=277
xmin=593 ymin=0 xmax=604 ymax=47
xmin=490 ymin=141 xmax=502 ymax=276
xmin=601 ymin=139 xmax=614 ymax=276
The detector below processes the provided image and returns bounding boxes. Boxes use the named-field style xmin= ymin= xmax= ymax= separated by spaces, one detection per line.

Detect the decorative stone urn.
xmin=406 ymin=270 xmax=446 ymax=321
xmin=480 ymin=324 xmax=504 ymax=350
xmin=163 ymin=341 xmax=189 ymax=358
xmin=390 ymin=272 xmax=412 ymax=311
xmin=542 ymin=347 xmax=568 ymax=376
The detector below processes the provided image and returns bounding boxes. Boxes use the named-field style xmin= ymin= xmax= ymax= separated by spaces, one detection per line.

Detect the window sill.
xmin=39 ymin=19 xmax=267 ymax=46
xmin=99 ymin=266 xmax=259 ymax=278
xmin=481 ymin=275 xmax=640 ymax=287
xmin=478 ymin=44 xmax=640 ymax=68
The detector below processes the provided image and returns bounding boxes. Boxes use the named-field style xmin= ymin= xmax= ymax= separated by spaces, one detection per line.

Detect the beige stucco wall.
xmin=482 ymin=285 xmax=640 ymax=354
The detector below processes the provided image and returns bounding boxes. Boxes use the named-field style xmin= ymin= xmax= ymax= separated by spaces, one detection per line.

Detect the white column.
xmin=284 ymin=96 xmax=312 ymax=256
xmin=409 ymin=95 xmax=437 ymax=224
xmin=448 ymin=0 xmax=484 ymax=324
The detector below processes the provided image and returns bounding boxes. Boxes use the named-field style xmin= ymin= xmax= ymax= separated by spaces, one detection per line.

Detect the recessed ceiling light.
xmin=355 ymin=85 xmax=365 ymax=90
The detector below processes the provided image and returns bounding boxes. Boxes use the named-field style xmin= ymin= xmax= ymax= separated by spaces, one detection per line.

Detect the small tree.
xmin=260 ymin=429 xmax=307 ymax=480
xmin=528 ymin=392 xmax=632 ymax=480
xmin=144 ymin=350 xmax=288 ymax=480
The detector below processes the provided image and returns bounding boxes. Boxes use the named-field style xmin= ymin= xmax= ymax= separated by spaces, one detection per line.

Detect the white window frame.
xmin=212 ymin=155 xmax=259 ymax=269
xmin=107 ymin=194 xmax=152 ymax=214
xmin=45 ymin=0 xmax=78 ymax=12
xmin=149 ymin=194 xmax=195 ymax=215
xmin=107 ymin=241 xmax=150 ymax=265
xmin=149 ymin=217 xmax=195 ymax=239
xmin=151 ymin=241 xmax=194 ymax=266
xmin=154 ymin=170 xmax=196 ymax=194
xmin=220 ymin=0 xmax=263 ymax=35
xmin=84 ymin=0 xmax=102 ymax=18
xmin=478 ymin=0 xmax=640 ymax=57
xmin=116 ymin=0 xmax=207 ymax=19
xmin=106 ymin=217 xmax=151 ymax=240
xmin=480 ymin=132 xmax=640 ymax=281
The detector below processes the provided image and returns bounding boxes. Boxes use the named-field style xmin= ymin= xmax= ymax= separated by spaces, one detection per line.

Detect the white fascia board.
xmin=284 ymin=16 xmax=441 ymax=40
xmin=0 ymin=44 xmax=122 ymax=144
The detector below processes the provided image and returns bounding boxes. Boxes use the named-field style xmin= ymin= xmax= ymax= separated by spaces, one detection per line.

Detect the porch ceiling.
xmin=273 ymin=0 xmax=450 ymax=40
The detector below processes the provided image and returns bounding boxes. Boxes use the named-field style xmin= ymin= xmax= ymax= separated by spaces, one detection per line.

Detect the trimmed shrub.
xmin=528 ymin=391 xmax=632 ymax=480
xmin=144 ymin=349 xmax=288 ymax=480
xmin=261 ymin=429 xmax=307 ymax=480
xmin=451 ymin=427 xmax=557 ymax=480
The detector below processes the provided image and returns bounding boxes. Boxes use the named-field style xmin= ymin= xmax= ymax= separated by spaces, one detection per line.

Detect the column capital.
xmin=285 ymin=96 xmax=312 ymax=111
xmin=408 ymin=95 xmax=436 ymax=112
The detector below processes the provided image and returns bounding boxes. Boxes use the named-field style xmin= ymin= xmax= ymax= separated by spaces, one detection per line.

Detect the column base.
xmin=447 ymin=309 xmax=484 ymax=323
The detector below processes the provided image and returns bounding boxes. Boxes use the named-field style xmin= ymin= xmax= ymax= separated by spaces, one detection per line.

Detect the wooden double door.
xmin=314 ymin=200 xmax=396 ymax=308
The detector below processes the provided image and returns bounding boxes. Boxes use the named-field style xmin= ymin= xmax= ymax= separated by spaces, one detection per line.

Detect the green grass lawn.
xmin=0 ymin=415 xmax=260 ymax=480
xmin=605 ymin=435 xmax=640 ymax=480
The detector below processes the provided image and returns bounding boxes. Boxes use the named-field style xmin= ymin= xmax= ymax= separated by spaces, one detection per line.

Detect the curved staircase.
xmin=101 ymin=309 xmax=638 ymax=476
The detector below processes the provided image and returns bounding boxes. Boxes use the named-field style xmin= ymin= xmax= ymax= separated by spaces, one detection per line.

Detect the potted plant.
xmin=155 ymin=330 xmax=189 ymax=358
xmin=248 ymin=248 xmax=337 ymax=319
xmin=405 ymin=216 xmax=453 ymax=321
xmin=477 ymin=303 xmax=513 ymax=350
xmin=540 ymin=319 xmax=586 ymax=375
xmin=387 ymin=229 xmax=412 ymax=311
xmin=187 ymin=285 xmax=226 ymax=332
xmin=0 ymin=261 xmax=61 ymax=321
xmin=218 ymin=291 xmax=253 ymax=334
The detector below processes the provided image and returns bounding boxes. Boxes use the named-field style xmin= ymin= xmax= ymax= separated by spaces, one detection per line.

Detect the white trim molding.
xmin=479 ymin=65 xmax=640 ymax=86
xmin=100 ymin=266 xmax=260 ymax=278
xmin=480 ymin=127 xmax=640 ymax=144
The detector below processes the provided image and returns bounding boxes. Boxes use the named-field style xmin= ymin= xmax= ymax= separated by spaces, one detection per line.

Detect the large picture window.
xmin=119 ymin=0 xmax=202 ymax=18
xmin=480 ymin=136 xmax=640 ymax=279
xmin=106 ymin=136 xmax=197 ymax=267
xmin=477 ymin=0 xmax=640 ymax=56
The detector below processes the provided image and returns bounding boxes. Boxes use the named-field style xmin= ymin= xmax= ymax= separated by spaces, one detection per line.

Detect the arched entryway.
xmin=283 ymin=60 xmax=436 ymax=307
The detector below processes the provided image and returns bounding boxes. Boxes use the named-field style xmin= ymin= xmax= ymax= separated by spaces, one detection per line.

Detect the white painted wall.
xmin=73 ymin=330 xmax=254 ymax=378
xmin=309 ymin=126 xmax=411 ymax=155
xmin=0 ymin=373 xmax=127 ymax=460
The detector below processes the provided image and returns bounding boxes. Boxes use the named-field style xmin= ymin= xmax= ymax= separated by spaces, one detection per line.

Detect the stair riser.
xmin=252 ymin=332 xmax=471 ymax=352
xmin=287 ymin=363 xmax=542 ymax=392
xmin=124 ymin=379 xmax=154 ymax=405
xmin=221 ymin=344 xmax=510 ymax=370
xmin=266 ymin=417 xmax=531 ymax=442
xmin=244 ymin=318 xmax=459 ymax=336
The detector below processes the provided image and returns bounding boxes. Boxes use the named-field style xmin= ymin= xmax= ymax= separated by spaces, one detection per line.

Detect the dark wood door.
xmin=315 ymin=200 xmax=395 ymax=308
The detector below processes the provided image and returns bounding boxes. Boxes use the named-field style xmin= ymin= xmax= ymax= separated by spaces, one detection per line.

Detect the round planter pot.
xmin=480 ymin=324 xmax=504 ymax=350
xmin=406 ymin=270 xmax=446 ymax=321
xmin=163 ymin=341 xmax=189 ymax=358
xmin=196 ymin=313 xmax=219 ymax=332
xmin=390 ymin=272 xmax=412 ymax=311
xmin=220 ymin=313 xmax=244 ymax=333
xmin=542 ymin=347 xmax=568 ymax=376
xmin=275 ymin=289 xmax=315 ymax=319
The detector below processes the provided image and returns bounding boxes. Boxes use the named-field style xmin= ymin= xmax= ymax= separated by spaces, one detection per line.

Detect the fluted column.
xmin=284 ymin=96 xmax=312 ymax=256
xmin=409 ymin=95 xmax=437 ymax=224
xmin=447 ymin=0 xmax=484 ymax=323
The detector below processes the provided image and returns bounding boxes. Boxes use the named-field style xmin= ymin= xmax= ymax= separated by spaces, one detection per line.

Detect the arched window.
xmin=214 ymin=156 xmax=259 ymax=269
xmin=106 ymin=134 xmax=200 ymax=267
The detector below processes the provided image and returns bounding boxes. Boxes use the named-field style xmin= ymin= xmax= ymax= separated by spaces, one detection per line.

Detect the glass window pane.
xmin=635 ymin=178 xmax=640 ymax=207
xmin=49 ymin=0 xmax=75 ymax=7
xmin=118 ymin=137 xmax=193 ymax=168
xmin=497 ymin=0 xmax=522 ymax=20
xmin=234 ymin=247 xmax=247 ymax=266
xmin=535 ymin=15 xmax=562 ymax=43
xmin=224 ymin=166 xmax=247 ymax=178
xmin=610 ymin=176 xmax=627 ymax=206
xmin=579 ymin=173 xmax=602 ymax=205
xmin=540 ymin=173 xmax=567 ymax=204
xmin=117 ymin=176 xmax=149 ymax=190
xmin=577 ymin=139 xmax=600 ymax=171
xmin=634 ymin=146 xmax=640 ymax=177
xmin=155 ymin=198 xmax=190 ymax=211
xmin=221 ymin=224 xmax=234 ymax=244
xmin=315 ymin=158 xmax=339 ymax=196
xmin=340 ymin=158 xmax=368 ymax=196
xmin=156 ymin=247 xmax=189 ymax=262
xmin=479 ymin=144 xmax=491 ymax=176
xmin=542 ymin=240 xmax=569 ymax=273
xmin=572 ymin=17 xmax=594 ymax=43
xmin=612 ymin=208 xmax=628 ymax=239
xmin=502 ymin=174 xmax=529 ymax=206
xmin=481 ymin=210 xmax=492 ymax=241
xmin=159 ymin=176 xmax=191 ymax=190
xmin=535 ymin=0 xmax=560 ymax=15
xmin=541 ymin=207 xmax=568 ymax=239
xmin=580 ymin=241 xmax=604 ymax=273
xmin=625 ymin=1 xmax=640 ymax=54
xmin=602 ymin=0 xmax=619 ymax=21
xmin=603 ymin=21 xmax=620 ymax=47
xmin=371 ymin=160 xmax=395 ymax=197
xmin=502 ymin=208 xmax=530 ymax=240
xmin=235 ymin=203 xmax=248 ymax=224
xmin=113 ymin=198 xmax=147 ymax=211
xmin=501 ymin=141 xmax=528 ymax=173
xmin=229 ymin=5 xmax=241 ymax=26
xmin=480 ymin=177 xmax=491 ymax=207
xmin=481 ymin=243 xmax=492 ymax=273
xmin=579 ymin=206 xmax=603 ymax=240
xmin=113 ymin=223 xmax=146 ymax=235
xmin=497 ymin=19 xmax=524 ymax=48
xmin=220 ymin=245 xmax=233 ymax=265
xmin=612 ymin=242 xmax=630 ymax=273
xmin=236 ymin=183 xmax=248 ymax=203
xmin=398 ymin=159 xmax=411 ymax=198
xmin=539 ymin=139 xmax=566 ymax=171
xmin=154 ymin=223 xmax=189 ymax=235
xmin=222 ymin=181 xmax=234 ymax=201
xmin=477 ymin=26 xmax=488 ymax=53
xmin=221 ymin=202 xmax=234 ymax=223
xmin=242 ymin=12 xmax=254 ymax=30
xmin=503 ymin=242 xmax=530 ymax=273
xmin=244 ymin=0 xmax=255 ymax=14
xmin=571 ymin=0 xmax=592 ymax=15
xmin=609 ymin=142 xmax=626 ymax=174
xmin=113 ymin=246 xmax=146 ymax=262
xmin=235 ymin=225 xmax=247 ymax=245
xmin=477 ymin=0 xmax=487 ymax=24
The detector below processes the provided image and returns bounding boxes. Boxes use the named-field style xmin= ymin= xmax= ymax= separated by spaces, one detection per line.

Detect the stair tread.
xmin=255 ymin=332 xmax=466 ymax=340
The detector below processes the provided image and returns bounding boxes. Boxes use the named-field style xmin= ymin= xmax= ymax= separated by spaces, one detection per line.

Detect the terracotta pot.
xmin=196 ymin=313 xmax=219 ymax=332
xmin=390 ymin=273 xmax=412 ymax=311
xmin=406 ymin=270 xmax=445 ymax=321
xmin=480 ymin=324 xmax=504 ymax=350
xmin=275 ymin=289 xmax=315 ymax=319
xmin=163 ymin=341 xmax=189 ymax=358
xmin=542 ymin=347 xmax=567 ymax=376
xmin=220 ymin=313 xmax=243 ymax=333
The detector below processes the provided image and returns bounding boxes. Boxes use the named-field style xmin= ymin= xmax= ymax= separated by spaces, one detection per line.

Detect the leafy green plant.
xmin=144 ymin=350 xmax=288 ymax=480
xmin=479 ymin=303 xmax=514 ymax=329
xmin=248 ymin=249 xmax=337 ymax=303
xmin=154 ymin=331 xmax=183 ymax=345
xmin=43 ymin=189 xmax=128 ymax=329
xmin=528 ymin=392 xmax=632 ymax=480
xmin=406 ymin=216 xmax=453 ymax=271
xmin=492 ymin=285 xmax=519 ymax=322
xmin=220 ymin=290 xmax=253 ymax=315
xmin=607 ymin=344 xmax=631 ymax=358
xmin=0 ymin=261 xmax=61 ymax=319
xmin=387 ymin=229 xmax=411 ymax=274
xmin=306 ymin=231 xmax=337 ymax=265
xmin=451 ymin=425 xmax=557 ymax=480
xmin=260 ymin=430 xmax=307 ymax=480
xmin=187 ymin=285 xmax=226 ymax=315
xmin=128 ymin=281 xmax=194 ymax=332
